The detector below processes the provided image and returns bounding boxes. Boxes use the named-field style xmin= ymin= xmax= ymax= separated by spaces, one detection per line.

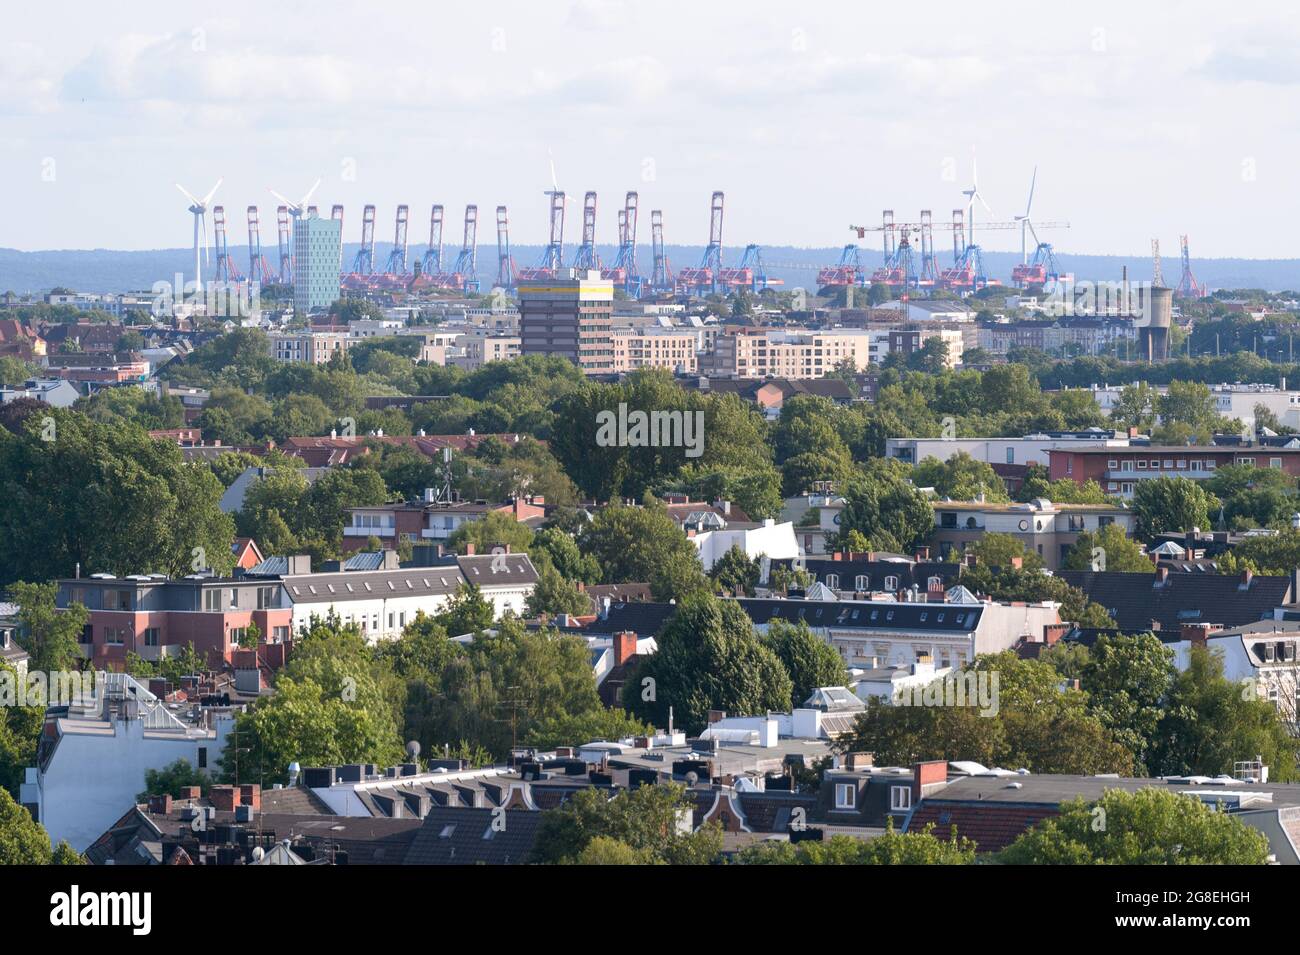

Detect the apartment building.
xmin=56 ymin=573 xmax=296 ymax=669
xmin=452 ymin=334 xmax=522 ymax=370
xmin=931 ymin=498 xmax=1136 ymax=570
xmin=1048 ymin=444 xmax=1300 ymax=497
xmin=610 ymin=326 xmax=701 ymax=373
xmin=518 ymin=269 xmax=615 ymax=374
xmin=343 ymin=493 xmax=547 ymax=551
xmin=887 ymin=430 xmax=1133 ymax=468
xmin=267 ymin=330 xmax=353 ymax=364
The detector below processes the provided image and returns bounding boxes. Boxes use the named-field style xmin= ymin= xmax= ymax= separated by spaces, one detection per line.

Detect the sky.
xmin=2 ymin=0 xmax=1299 ymax=258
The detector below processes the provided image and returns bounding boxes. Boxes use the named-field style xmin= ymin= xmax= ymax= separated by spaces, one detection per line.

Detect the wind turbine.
xmin=175 ymin=178 xmax=222 ymax=289
xmin=539 ymin=150 xmax=576 ymax=271
xmin=269 ymin=178 xmax=323 ymax=218
xmin=961 ymin=157 xmax=993 ymax=250
xmin=1014 ymin=166 xmax=1039 ymax=264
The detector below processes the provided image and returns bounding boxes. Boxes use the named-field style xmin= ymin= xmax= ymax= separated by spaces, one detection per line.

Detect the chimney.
xmin=1181 ymin=622 xmax=1213 ymax=648
xmin=915 ymin=546 xmax=930 ymax=562
xmin=239 ymin=784 xmax=261 ymax=812
xmin=1239 ymin=569 xmax=1253 ymax=591
xmin=464 ymin=542 xmax=475 ymax=556
xmin=148 ymin=793 xmax=173 ymax=814
xmin=178 ymin=786 xmax=201 ymax=801
xmin=910 ymin=759 xmax=948 ymax=808
xmin=612 ymin=631 xmax=638 ymax=667
xmin=209 ymin=784 xmax=238 ymax=812
xmin=1042 ymin=623 xmax=1070 ymax=645
xmin=1154 ymin=565 xmax=1169 ymax=586
xmin=707 ymin=709 xmax=727 ymax=725
xmin=832 ymin=551 xmax=844 ymax=562
xmin=845 ymin=752 xmax=874 ymax=771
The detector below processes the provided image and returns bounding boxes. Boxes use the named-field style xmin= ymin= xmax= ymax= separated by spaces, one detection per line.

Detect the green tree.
xmin=447 ymin=510 xmax=534 ymax=556
xmin=1131 ymin=477 xmax=1218 ymax=541
xmin=9 ymin=581 xmax=88 ymax=673
xmin=578 ymin=502 xmax=709 ymax=601
xmin=526 ymin=708 xmax=654 ymax=750
xmin=762 ymin=619 xmax=847 ymax=709
xmin=526 ymin=563 xmax=589 ymax=618
xmin=1151 ymin=645 xmax=1300 ymax=781
xmin=531 ymin=782 xmax=722 ymax=865
xmin=998 ymin=788 xmax=1270 ymax=864
xmin=833 ymin=463 xmax=934 ymax=554
xmin=1061 ymin=523 xmax=1152 ymax=573
xmin=624 ymin=593 xmax=792 ymax=735
xmin=709 ymin=545 xmax=761 ymax=597
xmin=913 ymin=452 xmax=1010 ymax=502
xmin=436 ymin=582 xmax=496 ymax=635
xmin=734 ymin=822 xmax=976 ymax=865
xmin=137 ymin=758 xmax=210 ymax=801
xmin=0 ymin=659 xmax=44 ymax=799
xmin=1075 ymin=632 xmax=1175 ymax=773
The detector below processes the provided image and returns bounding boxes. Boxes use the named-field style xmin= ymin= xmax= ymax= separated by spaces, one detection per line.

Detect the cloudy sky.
xmin=2 ymin=0 xmax=1298 ymax=257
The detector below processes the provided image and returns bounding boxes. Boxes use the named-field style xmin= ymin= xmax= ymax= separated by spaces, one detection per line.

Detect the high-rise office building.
xmin=517 ymin=269 xmax=614 ymax=374
xmin=292 ymin=213 xmax=342 ymax=314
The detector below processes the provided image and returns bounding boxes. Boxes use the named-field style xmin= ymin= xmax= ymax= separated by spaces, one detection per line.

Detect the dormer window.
xmin=835 ymin=783 xmax=856 ymax=810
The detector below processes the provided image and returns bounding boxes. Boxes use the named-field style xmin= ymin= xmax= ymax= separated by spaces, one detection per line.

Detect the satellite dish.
xmin=406 ymin=740 xmax=421 ymax=760
xmin=251 ymin=846 xmax=265 ymax=862
xmin=685 ymin=771 xmax=699 ymax=787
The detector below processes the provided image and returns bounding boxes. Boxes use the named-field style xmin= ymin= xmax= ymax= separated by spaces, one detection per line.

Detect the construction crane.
xmin=451 ymin=204 xmax=478 ymax=294
xmin=245 ymin=206 xmax=274 ymax=286
xmin=676 ymin=191 xmax=725 ymax=295
xmin=1176 ymin=234 xmax=1207 ymax=299
xmin=422 ymin=205 xmax=444 ymax=275
xmin=851 ymin=210 xmax=1068 ymax=292
xmin=571 ymin=191 xmax=600 ymax=270
xmin=650 ymin=209 xmax=672 ymax=294
xmin=816 ymin=245 xmax=864 ymax=288
xmin=276 ymin=206 xmax=292 ymax=284
xmin=495 ymin=205 xmax=515 ymax=289
xmin=1010 ymin=169 xmax=1068 ymax=288
xmin=602 ymin=191 xmax=642 ymax=297
xmin=211 ymin=205 xmax=243 ymax=283
xmin=350 ymin=204 xmax=376 ymax=274
xmin=383 ymin=205 xmax=410 ymax=274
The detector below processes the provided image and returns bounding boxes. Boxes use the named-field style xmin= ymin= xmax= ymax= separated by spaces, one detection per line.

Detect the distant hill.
xmin=3 ymin=244 xmax=1299 ymax=296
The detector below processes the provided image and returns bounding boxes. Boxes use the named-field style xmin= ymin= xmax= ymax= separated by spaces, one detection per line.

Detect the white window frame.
xmin=835 ymin=783 xmax=856 ymax=810
xmin=891 ymin=785 xmax=912 ymax=811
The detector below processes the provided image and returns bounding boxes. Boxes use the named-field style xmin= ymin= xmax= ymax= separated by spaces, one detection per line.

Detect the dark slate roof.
xmin=773 ymin=558 xmax=961 ymax=592
xmin=583 ymin=601 xmax=680 ymax=637
xmin=284 ymin=567 xmax=466 ymax=604
xmin=737 ymin=598 xmax=984 ymax=632
xmin=1057 ymin=570 xmax=1291 ymax=631
xmin=455 ymin=554 xmax=540 ymax=587
xmin=401 ymin=807 xmax=544 ymax=865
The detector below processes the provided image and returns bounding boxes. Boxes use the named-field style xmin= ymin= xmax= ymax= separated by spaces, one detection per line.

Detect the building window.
xmin=855 ymin=575 xmax=869 ymax=591
xmin=835 ymin=783 xmax=856 ymax=810
xmin=1271 ymin=458 xmax=1283 ymax=469
xmin=825 ymin=574 xmax=840 ymax=590
xmin=143 ymin=627 xmax=160 ymax=647
xmin=104 ymin=589 xmax=132 ymax=611
xmin=198 ymin=747 xmax=207 ymax=769
xmin=884 ymin=576 xmax=899 ymax=591
xmin=204 ymin=589 xmax=221 ymax=611
xmin=891 ymin=786 xmax=912 ymax=811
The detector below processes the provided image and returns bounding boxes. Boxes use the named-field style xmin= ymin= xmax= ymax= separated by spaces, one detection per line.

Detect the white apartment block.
xmin=611 ymin=326 xmax=701 ymax=373
xmin=267 ymin=330 xmax=353 ymax=364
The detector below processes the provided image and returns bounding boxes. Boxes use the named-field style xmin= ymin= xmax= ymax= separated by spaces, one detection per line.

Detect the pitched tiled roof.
xmin=905 ymin=801 xmax=1059 ymax=853
xmin=1057 ymin=570 xmax=1291 ymax=631
xmin=401 ymin=807 xmax=544 ymax=865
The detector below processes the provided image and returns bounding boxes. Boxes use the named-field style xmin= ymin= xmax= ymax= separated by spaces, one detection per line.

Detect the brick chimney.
xmin=1180 ymin=622 xmax=1219 ymax=647
xmin=239 ymin=784 xmax=261 ymax=812
xmin=1239 ymin=569 xmax=1253 ymax=591
xmin=1042 ymin=623 xmax=1070 ymax=645
xmin=464 ymin=542 xmax=475 ymax=556
xmin=612 ymin=630 xmax=638 ymax=667
xmin=148 ymin=793 xmax=173 ymax=814
xmin=209 ymin=784 xmax=237 ymax=812
xmin=915 ymin=546 xmax=930 ymax=561
xmin=707 ymin=709 xmax=727 ymax=725
xmin=911 ymin=759 xmax=948 ymax=807
xmin=178 ymin=786 xmax=201 ymax=801
xmin=1154 ymin=565 xmax=1169 ymax=586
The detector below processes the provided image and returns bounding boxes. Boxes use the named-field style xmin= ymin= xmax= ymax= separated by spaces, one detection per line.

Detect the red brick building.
xmin=1048 ymin=445 xmax=1300 ymax=498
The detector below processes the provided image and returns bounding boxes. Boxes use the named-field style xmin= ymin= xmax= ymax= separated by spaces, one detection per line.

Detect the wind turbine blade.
xmin=300 ymin=178 xmax=322 ymax=208
xmin=175 ymin=183 xmax=200 ymax=205
xmin=269 ymin=189 xmax=296 ymax=210
xmin=548 ymin=150 xmax=560 ymax=192
xmin=1028 ymin=221 xmax=1041 ymax=246
xmin=202 ymin=177 xmax=224 ymax=206
xmin=1025 ymin=166 xmax=1037 ymax=216
xmin=977 ymin=192 xmax=994 ymax=216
